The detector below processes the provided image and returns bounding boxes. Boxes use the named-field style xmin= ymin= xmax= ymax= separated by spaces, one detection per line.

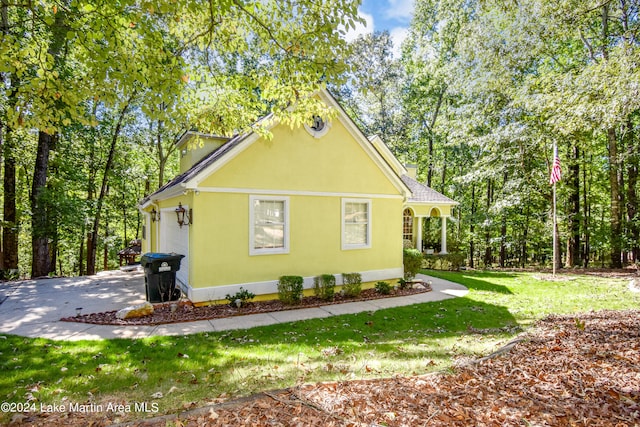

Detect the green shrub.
xmin=443 ymin=252 xmax=465 ymax=270
xmin=397 ymin=278 xmax=411 ymax=290
xmin=225 ymin=287 xmax=255 ymax=308
xmin=403 ymin=248 xmax=423 ymax=280
xmin=277 ymin=276 xmax=304 ymax=305
xmin=424 ymin=252 xmax=465 ymax=271
xmin=313 ymin=274 xmax=336 ymax=301
xmin=341 ymin=272 xmax=362 ymax=297
xmin=375 ymin=281 xmax=392 ymax=295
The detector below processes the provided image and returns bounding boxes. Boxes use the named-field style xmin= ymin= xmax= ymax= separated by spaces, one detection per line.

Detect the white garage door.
xmin=160 ymin=206 xmax=189 ymax=287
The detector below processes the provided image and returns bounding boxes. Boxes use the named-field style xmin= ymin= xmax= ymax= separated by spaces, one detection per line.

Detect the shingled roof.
xmin=401 ymin=175 xmax=458 ymax=204
xmin=139 ymin=132 xmax=251 ymax=206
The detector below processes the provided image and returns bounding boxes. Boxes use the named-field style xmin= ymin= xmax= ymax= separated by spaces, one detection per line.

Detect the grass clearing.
xmin=0 ymin=270 xmax=638 ymax=423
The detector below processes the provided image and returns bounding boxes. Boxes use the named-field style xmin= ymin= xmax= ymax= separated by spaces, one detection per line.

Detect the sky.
xmin=344 ymin=0 xmax=415 ymax=57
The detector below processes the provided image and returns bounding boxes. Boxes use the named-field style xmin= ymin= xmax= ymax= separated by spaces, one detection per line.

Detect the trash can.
xmin=140 ymin=253 xmax=185 ymax=303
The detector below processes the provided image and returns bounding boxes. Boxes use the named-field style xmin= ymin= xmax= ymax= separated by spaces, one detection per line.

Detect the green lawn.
xmin=1 ymin=270 xmax=638 ymax=423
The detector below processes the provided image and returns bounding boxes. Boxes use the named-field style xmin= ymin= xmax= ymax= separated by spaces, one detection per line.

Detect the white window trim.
xmin=341 ymin=198 xmax=372 ymax=250
xmin=303 ymin=117 xmax=331 ymax=138
xmin=249 ymin=195 xmax=290 ymax=256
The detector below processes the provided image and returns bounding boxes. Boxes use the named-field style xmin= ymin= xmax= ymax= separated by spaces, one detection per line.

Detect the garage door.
xmin=160 ymin=207 xmax=189 ymax=287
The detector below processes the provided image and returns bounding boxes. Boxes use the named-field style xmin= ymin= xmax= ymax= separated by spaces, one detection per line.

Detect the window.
xmin=342 ymin=199 xmax=371 ymax=249
xmin=403 ymin=208 xmax=413 ymax=242
xmin=304 ymin=116 xmax=331 ymax=138
xmin=250 ymin=196 xmax=289 ymax=255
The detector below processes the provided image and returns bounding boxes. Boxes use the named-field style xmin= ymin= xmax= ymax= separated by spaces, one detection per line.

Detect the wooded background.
xmin=1 ymin=0 xmax=639 ymax=278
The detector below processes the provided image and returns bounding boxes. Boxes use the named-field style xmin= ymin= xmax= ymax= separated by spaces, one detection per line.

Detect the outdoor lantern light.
xmin=75 ymin=307 xmax=83 ymax=317
xmin=150 ymin=207 xmax=159 ymax=222
xmin=175 ymin=202 xmax=192 ymax=228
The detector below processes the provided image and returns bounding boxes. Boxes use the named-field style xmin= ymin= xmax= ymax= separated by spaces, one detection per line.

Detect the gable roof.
xmin=401 ymin=175 xmax=458 ymax=205
xmin=140 ymin=89 xmax=457 ymax=209
xmin=139 ymin=132 xmax=251 ymax=207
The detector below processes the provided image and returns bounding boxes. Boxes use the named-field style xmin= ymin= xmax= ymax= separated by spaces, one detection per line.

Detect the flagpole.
xmin=553 ymin=177 xmax=557 ymax=277
xmin=550 ymin=141 xmax=560 ymax=277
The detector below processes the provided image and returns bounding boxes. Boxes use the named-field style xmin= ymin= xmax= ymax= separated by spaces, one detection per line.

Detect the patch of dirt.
xmin=60 ymin=285 xmax=431 ymax=326
xmin=23 ymin=310 xmax=640 ymax=427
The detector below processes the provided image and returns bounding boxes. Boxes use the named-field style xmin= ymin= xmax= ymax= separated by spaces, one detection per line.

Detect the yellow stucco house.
xmin=139 ymin=90 xmax=457 ymax=304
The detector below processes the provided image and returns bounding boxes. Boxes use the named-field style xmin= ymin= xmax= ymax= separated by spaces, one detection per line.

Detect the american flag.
xmin=549 ymin=146 xmax=562 ymax=185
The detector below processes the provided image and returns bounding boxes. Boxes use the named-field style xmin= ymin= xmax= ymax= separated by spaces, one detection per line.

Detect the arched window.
xmin=403 ymin=208 xmax=413 ymax=243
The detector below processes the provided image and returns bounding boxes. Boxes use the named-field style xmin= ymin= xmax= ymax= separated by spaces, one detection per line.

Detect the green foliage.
xmin=397 ymin=278 xmax=411 ymax=290
xmin=313 ymin=274 xmax=336 ymax=301
xmin=225 ymin=287 xmax=256 ymax=308
xmin=341 ymin=272 xmax=362 ymax=297
xmin=403 ymin=248 xmax=423 ymax=280
xmin=0 ymin=0 xmax=361 ymax=277
xmin=277 ymin=276 xmax=304 ymax=305
xmin=424 ymin=253 xmax=466 ymax=271
xmin=375 ymin=281 xmax=392 ymax=295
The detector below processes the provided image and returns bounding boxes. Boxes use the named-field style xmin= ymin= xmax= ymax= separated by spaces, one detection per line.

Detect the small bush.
xmin=225 ymin=287 xmax=255 ymax=308
xmin=397 ymin=278 xmax=411 ymax=290
xmin=424 ymin=253 xmax=465 ymax=271
xmin=313 ymin=274 xmax=336 ymax=301
xmin=277 ymin=275 xmax=304 ymax=305
xmin=341 ymin=272 xmax=362 ymax=297
xmin=375 ymin=281 xmax=392 ymax=295
xmin=403 ymin=248 xmax=423 ymax=280
xmin=443 ymin=252 xmax=465 ymax=270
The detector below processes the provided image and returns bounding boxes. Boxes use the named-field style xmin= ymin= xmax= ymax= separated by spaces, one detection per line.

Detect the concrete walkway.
xmin=0 ymin=270 xmax=468 ymax=341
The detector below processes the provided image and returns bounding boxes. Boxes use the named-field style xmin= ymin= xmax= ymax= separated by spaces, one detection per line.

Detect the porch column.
xmin=440 ymin=216 xmax=448 ymax=254
xmin=416 ymin=217 xmax=423 ymax=252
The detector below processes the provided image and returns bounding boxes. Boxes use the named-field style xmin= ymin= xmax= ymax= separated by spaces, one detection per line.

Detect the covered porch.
xmin=400 ymin=173 xmax=458 ymax=255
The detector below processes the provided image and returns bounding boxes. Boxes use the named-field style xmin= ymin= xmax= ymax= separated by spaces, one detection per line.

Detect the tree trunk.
xmin=582 ymin=152 xmax=590 ymax=267
xmin=521 ymin=203 xmax=530 ymax=268
xmin=103 ymin=210 xmax=109 ymax=271
xmin=426 ymin=89 xmax=444 ymax=188
xmin=567 ymin=143 xmax=580 ymax=267
xmin=1 ymin=0 xmax=18 ymax=274
xmin=469 ymin=184 xmax=476 ymax=268
xmin=78 ymin=222 xmax=85 ymax=276
xmin=483 ymin=179 xmax=493 ymax=267
xmin=499 ymin=172 xmax=508 ymax=268
xmin=31 ymin=131 xmax=53 ymax=277
xmin=500 ymin=214 xmax=507 ymax=268
xmin=30 ymin=9 xmax=67 ymax=278
xmin=86 ymin=98 xmax=133 ymax=275
xmin=625 ymin=118 xmax=639 ymax=262
xmin=608 ymin=127 xmax=623 ymax=268
xmin=440 ymin=149 xmax=447 ymax=195
xmin=156 ymin=119 xmax=166 ymax=189
xmin=1 ymin=125 xmax=18 ymax=273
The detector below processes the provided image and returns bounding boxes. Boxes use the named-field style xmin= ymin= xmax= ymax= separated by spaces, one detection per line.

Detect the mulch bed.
xmin=24 ymin=309 xmax=640 ymax=426
xmin=60 ymin=285 xmax=431 ymax=326
xmin=152 ymin=309 xmax=640 ymax=426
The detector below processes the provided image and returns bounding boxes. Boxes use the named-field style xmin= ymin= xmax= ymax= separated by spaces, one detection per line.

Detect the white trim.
xmin=249 ymin=195 xmax=290 ymax=256
xmin=184 ymin=267 xmax=404 ymax=303
xmin=197 ymin=186 xmax=403 ymax=199
xmin=441 ymin=216 xmax=448 ymax=255
xmin=406 ymin=201 xmax=460 ymax=206
xmin=341 ymin=198 xmax=372 ymax=250
xmin=142 ymin=212 xmax=151 ymax=254
xmin=369 ymin=135 xmax=407 ymax=177
xmin=140 ymin=184 xmax=189 ymax=205
xmin=159 ymin=205 xmax=190 ymax=286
